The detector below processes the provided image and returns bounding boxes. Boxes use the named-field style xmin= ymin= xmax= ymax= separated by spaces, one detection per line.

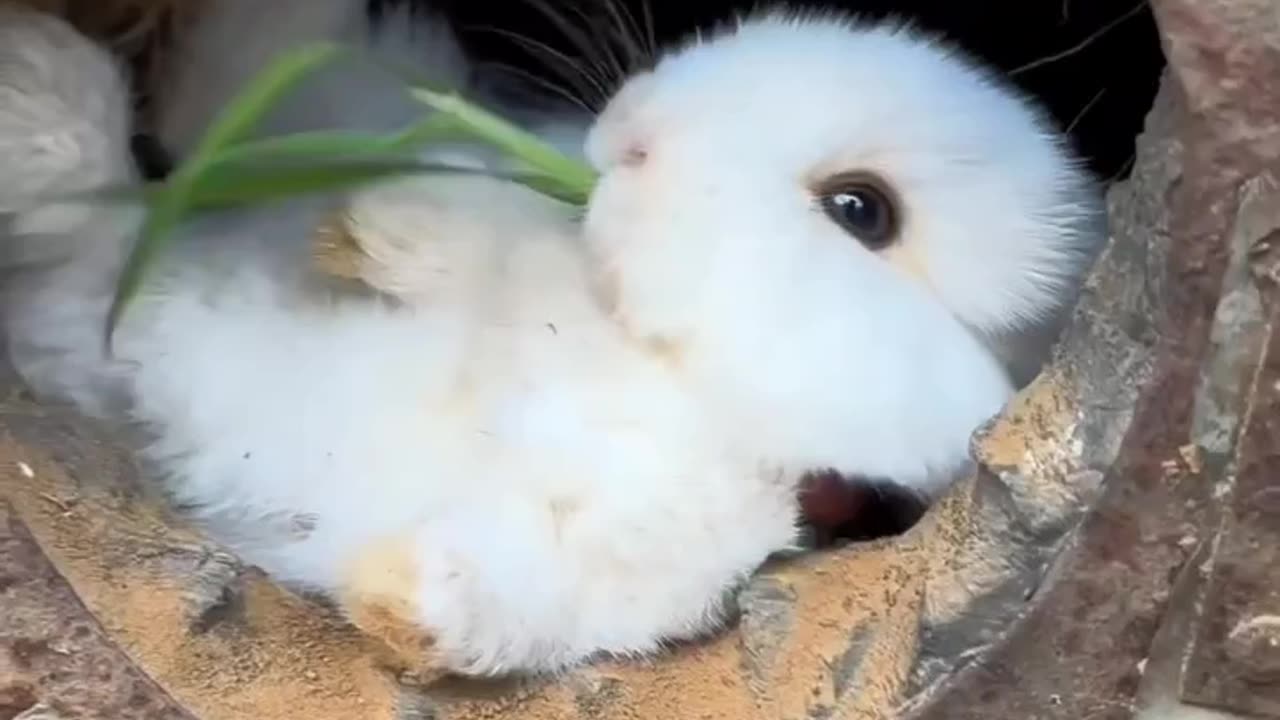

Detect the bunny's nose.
xmin=619 ymin=142 xmax=649 ymax=168
xmin=584 ymin=70 xmax=658 ymax=172
xmin=584 ymin=121 xmax=650 ymax=173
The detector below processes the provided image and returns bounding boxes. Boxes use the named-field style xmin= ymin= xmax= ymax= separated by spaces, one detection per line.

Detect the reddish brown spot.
xmin=798 ymin=470 xmax=928 ymax=546
xmin=799 ymin=470 xmax=872 ymax=532
xmin=0 ymin=681 xmax=37 ymax=719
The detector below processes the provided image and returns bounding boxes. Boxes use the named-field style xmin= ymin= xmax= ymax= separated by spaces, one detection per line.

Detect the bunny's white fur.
xmin=0 ymin=3 xmax=1103 ymax=675
xmin=585 ymin=12 xmax=1104 ymax=388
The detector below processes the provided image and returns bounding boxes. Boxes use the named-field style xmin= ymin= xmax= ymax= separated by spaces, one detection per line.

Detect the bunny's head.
xmin=580 ymin=12 xmax=1105 ymax=492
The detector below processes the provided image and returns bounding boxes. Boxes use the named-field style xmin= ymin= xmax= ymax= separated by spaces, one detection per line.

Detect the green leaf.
xmin=409 ymin=87 xmax=598 ymax=205
xmin=105 ymin=43 xmax=348 ymax=344
xmin=509 ymin=170 xmax=597 ymax=206
xmin=190 ymin=43 xmax=350 ymax=158
xmin=172 ymin=157 xmax=495 ymax=211
xmin=54 ymin=117 xmax=466 ymax=211
xmin=103 ymin=179 xmax=192 ymax=352
xmin=206 ymin=114 xmax=462 ymax=166
xmin=101 ymin=40 xmax=603 ymax=349
xmin=367 ymin=52 xmax=598 ymax=201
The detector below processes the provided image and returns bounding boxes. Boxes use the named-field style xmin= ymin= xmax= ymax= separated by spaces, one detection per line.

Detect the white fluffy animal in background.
xmin=0 ymin=0 xmax=1104 ymax=676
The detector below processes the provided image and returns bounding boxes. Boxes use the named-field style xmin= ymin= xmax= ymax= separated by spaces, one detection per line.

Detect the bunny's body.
xmin=0 ymin=1 xmax=1103 ymax=676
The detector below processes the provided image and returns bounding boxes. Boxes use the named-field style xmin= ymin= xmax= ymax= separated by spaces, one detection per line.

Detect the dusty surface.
xmin=0 ymin=498 xmax=195 ymax=720
xmin=2 ymin=0 xmax=1280 ymax=718
xmin=0 ymin=383 xmax=415 ymax=720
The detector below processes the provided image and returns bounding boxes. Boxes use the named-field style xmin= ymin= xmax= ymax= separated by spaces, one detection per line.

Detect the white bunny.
xmin=0 ymin=2 xmax=1104 ymax=677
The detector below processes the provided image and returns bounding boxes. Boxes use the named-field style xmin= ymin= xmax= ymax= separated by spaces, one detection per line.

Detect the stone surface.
xmin=0 ymin=379 xmax=411 ymax=719
xmin=904 ymin=0 xmax=1280 ymax=716
xmin=0 ymin=499 xmax=195 ymax=720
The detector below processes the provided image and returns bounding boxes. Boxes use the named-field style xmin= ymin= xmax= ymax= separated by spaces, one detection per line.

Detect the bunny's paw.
xmin=338 ymin=528 xmax=540 ymax=680
xmin=338 ymin=534 xmax=450 ymax=684
xmin=337 ymin=516 xmax=620 ymax=679
xmin=308 ymin=180 xmax=496 ymax=302
xmin=310 ymin=172 xmax=570 ymax=301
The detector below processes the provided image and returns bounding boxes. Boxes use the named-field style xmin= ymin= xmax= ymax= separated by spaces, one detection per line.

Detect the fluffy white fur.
xmin=0 ymin=2 xmax=1104 ymax=676
xmin=584 ymin=13 xmax=1105 ymax=388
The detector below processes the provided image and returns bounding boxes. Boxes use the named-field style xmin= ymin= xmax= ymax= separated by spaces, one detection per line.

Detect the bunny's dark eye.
xmin=816 ymin=174 xmax=899 ymax=250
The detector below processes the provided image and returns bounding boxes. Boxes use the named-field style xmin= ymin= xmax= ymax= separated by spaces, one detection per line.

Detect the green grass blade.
xmin=105 ymin=43 xmax=349 ymax=343
xmin=102 ymin=155 xmax=537 ymax=344
xmin=408 ymin=87 xmax=598 ymax=205
xmin=189 ymin=43 xmax=349 ymax=159
xmin=47 ymin=155 xmax=495 ymax=219
xmin=58 ymin=116 xmax=463 ymax=210
xmin=103 ymin=182 xmax=192 ymax=350
xmin=178 ymin=157 xmax=497 ymax=211
xmin=206 ymin=115 xmax=462 ymax=166
xmin=216 ymin=131 xmax=405 ymax=160
xmin=510 ymin=170 xmax=597 ymax=206
xmin=102 ymin=40 xmax=601 ymax=348
xmin=365 ymin=52 xmax=598 ymax=201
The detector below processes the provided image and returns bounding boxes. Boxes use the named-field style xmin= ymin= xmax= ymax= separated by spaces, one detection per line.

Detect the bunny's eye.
xmin=817 ymin=175 xmax=899 ymax=250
